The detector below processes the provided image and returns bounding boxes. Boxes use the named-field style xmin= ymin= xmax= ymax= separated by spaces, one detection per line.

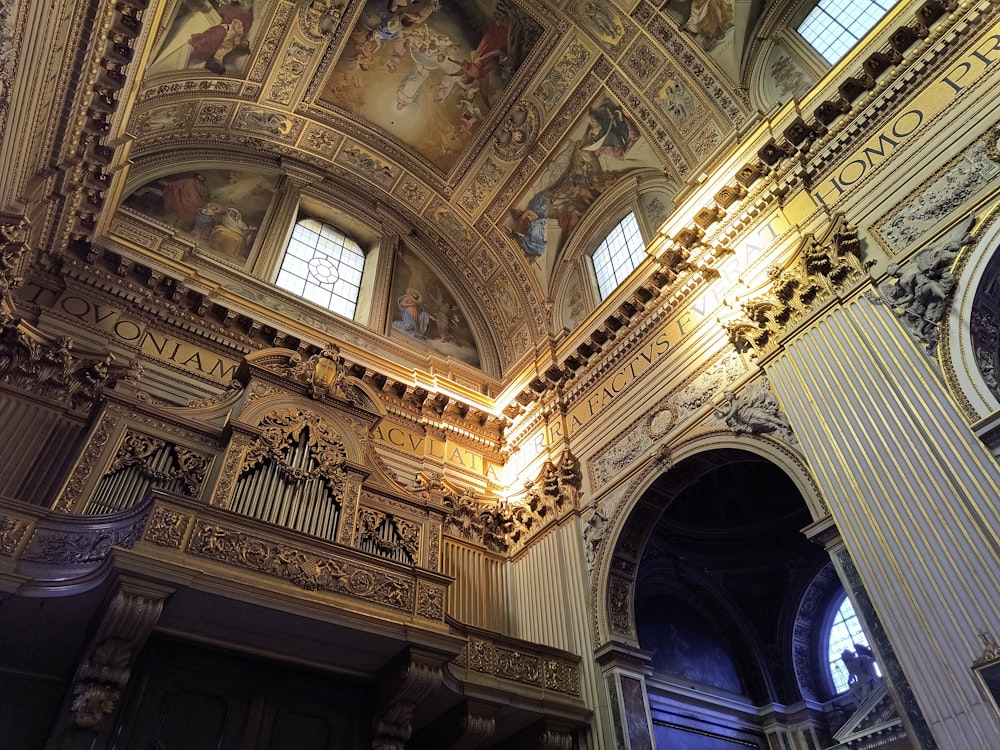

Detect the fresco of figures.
xmin=123 ymin=168 xmax=279 ymax=262
xmin=147 ymin=0 xmax=272 ymax=77
xmin=665 ymin=0 xmax=738 ymax=77
xmin=321 ymin=0 xmax=541 ymax=171
xmin=388 ymin=245 xmax=480 ymax=367
xmin=506 ymin=96 xmax=660 ymax=273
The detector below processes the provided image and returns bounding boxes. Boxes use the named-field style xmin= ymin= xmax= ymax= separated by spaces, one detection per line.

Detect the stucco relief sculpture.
xmin=713 ymin=379 xmax=796 ymax=443
xmin=875 ymin=219 xmax=972 ymax=353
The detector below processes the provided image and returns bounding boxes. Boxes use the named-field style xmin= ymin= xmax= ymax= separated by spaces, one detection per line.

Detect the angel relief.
xmin=320 ymin=0 xmax=541 ymax=171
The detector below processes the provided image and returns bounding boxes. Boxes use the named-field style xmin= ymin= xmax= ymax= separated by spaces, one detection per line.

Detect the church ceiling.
xmin=12 ymin=0 xmax=774 ymax=378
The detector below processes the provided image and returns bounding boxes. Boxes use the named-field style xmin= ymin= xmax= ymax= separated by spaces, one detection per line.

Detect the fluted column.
xmin=768 ymin=298 xmax=1000 ymax=750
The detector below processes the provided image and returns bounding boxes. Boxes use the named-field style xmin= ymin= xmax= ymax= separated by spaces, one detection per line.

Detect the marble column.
xmin=768 ymin=298 xmax=1000 ymax=750
xmin=595 ymin=644 xmax=655 ymax=750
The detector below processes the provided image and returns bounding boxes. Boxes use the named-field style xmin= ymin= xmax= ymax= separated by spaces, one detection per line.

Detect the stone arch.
xmin=592 ymin=429 xmax=826 ymax=649
xmin=943 ymin=202 xmax=1000 ymax=420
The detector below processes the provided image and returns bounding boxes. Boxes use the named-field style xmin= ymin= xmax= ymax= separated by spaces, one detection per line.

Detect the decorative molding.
xmin=0 ymin=313 xmax=141 ymax=412
xmin=463 ymin=635 xmax=581 ymax=696
xmin=188 ymin=521 xmax=420 ymax=615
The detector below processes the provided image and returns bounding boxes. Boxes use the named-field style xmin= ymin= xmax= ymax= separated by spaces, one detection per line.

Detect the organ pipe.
xmin=231 ymin=428 xmax=341 ymax=542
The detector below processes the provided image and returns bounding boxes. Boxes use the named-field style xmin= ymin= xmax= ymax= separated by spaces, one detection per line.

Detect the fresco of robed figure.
xmin=147 ymin=0 xmax=272 ymax=77
xmin=321 ymin=0 xmax=540 ymax=172
xmin=123 ymin=168 xmax=278 ymax=262
xmin=507 ymin=96 xmax=660 ymax=280
xmin=388 ymin=246 xmax=481 ymax=367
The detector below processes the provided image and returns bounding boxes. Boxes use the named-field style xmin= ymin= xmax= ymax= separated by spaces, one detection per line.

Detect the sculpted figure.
xmin=841 ymin=643 xmax=880 ymax=703
xmin=714 ymin=380 xmax=795 ymax=441
xmin=877 ymin=218 xmax=972 ymax=352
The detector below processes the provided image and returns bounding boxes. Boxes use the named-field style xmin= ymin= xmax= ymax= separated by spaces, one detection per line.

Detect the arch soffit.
xmin=114 ymin=149 xmax=510 ymax=377
xmin=590 ymin=428 xmax=827 ymax=647
xmin=636 ymin=557 xmax=776 ymax=702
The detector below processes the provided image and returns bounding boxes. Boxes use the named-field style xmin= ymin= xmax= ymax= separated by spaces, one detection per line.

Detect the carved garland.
xmin=243 ymin=408 xmax=347 ymax=486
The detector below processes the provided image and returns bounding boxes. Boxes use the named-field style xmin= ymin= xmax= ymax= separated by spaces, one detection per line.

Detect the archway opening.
xmin=628 ymin=450 xmax=843 ymax=748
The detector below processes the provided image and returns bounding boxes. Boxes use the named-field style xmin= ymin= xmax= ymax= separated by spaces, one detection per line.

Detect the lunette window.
xmin=592 ymin=212 xmax=646 ymax=301
xmin=798 ymin=0 xmax=894 ymax=64
xmin=275 ymin=218 xmax=365 ymax=319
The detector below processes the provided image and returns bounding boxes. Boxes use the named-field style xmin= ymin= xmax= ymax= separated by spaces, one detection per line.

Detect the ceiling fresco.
xmin=319 ymin=0 xmax=542 ymax=170
xmin=111 ymin=0 xmax=765 ymax=373
xmin=123 ymin=168 xmax=279 ymax=263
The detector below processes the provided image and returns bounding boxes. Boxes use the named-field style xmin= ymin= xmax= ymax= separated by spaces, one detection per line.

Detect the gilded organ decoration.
xmin=231 ymin=409 xmax=347 ymax=540
xmin=357 ymin=507 xmax=420 ymax=564
xmin=89 ymin=431 xmax=211 ymax=514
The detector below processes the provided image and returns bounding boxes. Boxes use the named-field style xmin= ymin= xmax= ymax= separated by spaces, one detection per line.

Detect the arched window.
xmin=275 ymin=218 xmax=365 ymax=319
xmin=592 ymin=212 xmax=646 ymax=300
xmin=827 ymin=594 xmax=881 ymax=693
xmin=797 ymin=0 xmax=894 ymax=64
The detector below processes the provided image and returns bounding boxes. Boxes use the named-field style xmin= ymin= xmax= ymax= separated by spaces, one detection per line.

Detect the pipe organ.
xmin=87 ymin=431 xmax=210 ymax=515
xmin=231 ymin=426 xmax=343 ymax=542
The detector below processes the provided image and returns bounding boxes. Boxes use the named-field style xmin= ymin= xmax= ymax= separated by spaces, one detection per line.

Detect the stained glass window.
xmin=798 ymin=0 xmax=894 ymax=64
xmin=275 ymin=218 xmax=365 ymax=319
xmin=592 ymin=212 xmax=646 ymax=300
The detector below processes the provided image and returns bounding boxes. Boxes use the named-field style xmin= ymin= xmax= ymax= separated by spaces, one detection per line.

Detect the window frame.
xmin=273 ymin=216 xmax=368 ymax=321
xmin=590 ymin=211 xmax=648 ymax=302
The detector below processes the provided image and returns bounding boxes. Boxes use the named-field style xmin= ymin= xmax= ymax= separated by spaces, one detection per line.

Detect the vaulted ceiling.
xmin=4 ymin=0 xmax=821 ymax=382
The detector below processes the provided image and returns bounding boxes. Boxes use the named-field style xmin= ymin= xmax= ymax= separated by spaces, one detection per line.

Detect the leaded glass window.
xmin=827 ymin=595 xmax=881 ymax=693
xmin=798 ymin=0 xmax=894 ymax=64
xmin=592 ymin=212 xmax=646 ymax=301
xmin=275 ymin=218 xmax=365 ymax=319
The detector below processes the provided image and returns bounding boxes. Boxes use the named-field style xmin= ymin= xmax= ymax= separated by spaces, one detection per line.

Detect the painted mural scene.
xmin=389 ymin=246 xmax=480 ymax=367
xmin=321 ymin=0 xmax=541 ymax=170
xmin=508 ymin=97 xmax=660 ymax=266
xmin=147 ymin=0 xmax=271 ymax=77
xmin=123 ymin=168 xmax=279 ymax=262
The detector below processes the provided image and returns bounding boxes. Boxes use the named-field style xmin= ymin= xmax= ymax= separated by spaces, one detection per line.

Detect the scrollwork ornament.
xmin=189 ymin=522 xmax=415 ymax=611
xmin=144 ymin=507 xmax=191 ymax=548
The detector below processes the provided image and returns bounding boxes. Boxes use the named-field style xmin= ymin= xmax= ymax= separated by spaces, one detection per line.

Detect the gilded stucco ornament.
xmin=724 ymin=219 xmax=866 ymax=357
xmin=0 ymin=313 xmax=141 ymax=410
